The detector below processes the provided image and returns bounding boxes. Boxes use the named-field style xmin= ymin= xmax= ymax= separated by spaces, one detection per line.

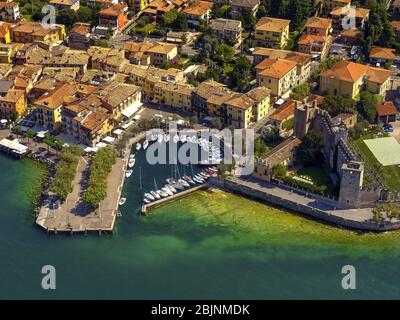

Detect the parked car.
xmin=383 ymin=123 xmax=394 ymax=132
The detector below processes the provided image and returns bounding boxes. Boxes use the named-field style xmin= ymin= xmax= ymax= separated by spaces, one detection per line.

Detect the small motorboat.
xmin=136 ymin=143 xmax=141 ymax=151
xmin=180 ymin=134 xmax=187 ymax=143
xmin=143 ymin=140 xmax=149 ymax=150
xmin=194 ymin=174 xmax=205 ymax=182
xmin=162 ymin=186 xmax=173 ymax=196
xmin=128 ymin=158 xmax=135 ymax=168
xmin=143 ymin=198 xmax=150 ymax=204
xmin=183 ymin=175 xmax=195 ymax=185
xmin=166 ymin=184 xmax=177 ymax=193
xmin=144 ymin=192 xmax=155 ymax=201
xmin=150 ymin=134 xmax=158 ymax=142
xmin=119 ymin=198 xmax=126 ymax=206
xmin=157 ymin=134 xmax=163 ymax=144
xmin=164 ymin=134 xmax=170 ymax=142
xmin=150 ymin=190 xmax=160 ymax=199
xmin=193 ymin=176 xmax=203 ymax=184
xmin=129 ymin=154 xmax=135 ymax=159
xmin=117 ymin=210 xmax=122 ymax=217
xmin=173 ymin=134 xmax=179 ymax=143
xmin=178 ymin=179 xmax=190 ymax=188
xmin=125 ymin=170 xmax=133 ymax=178
xmin=158 ymin=190 xmax=169 ymax=198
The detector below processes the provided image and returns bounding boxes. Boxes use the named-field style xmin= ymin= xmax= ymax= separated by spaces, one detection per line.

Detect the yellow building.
xmin=11 ymin=21 xmax=66 ymax=44
xmin=255 ymin=58 xmax=298 ymax=97
xmin=153 ymin=80 xmax=194 ymax=111
xmin=254 ymin=17 xmax=290 ymax=49
xmin=319 ymin=60 xmax=392 ymax=99
xmin=0 ymin=89 xmax=26 ymax=120
xmin=0 ymin=22 xmax=12 ymax=44
xmin=124 ymin=41 xmax=178 ymax=67
xmin=34 ymin=82 xmax=77 ymax=131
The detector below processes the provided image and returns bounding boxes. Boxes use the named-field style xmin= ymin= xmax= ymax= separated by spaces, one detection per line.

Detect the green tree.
xmin=261 ymin=125 xmax=279 ymax=143
xmin=76 ymin=6 xmax=93 ymax=22
xmin=230 ymin=55 xmax=253 ymax=92
xmin=25 ymin=128 xmax=34 ymax=145
xmin=162 ymin=9 xmax=178 ymax=27
xmin=56 ymin=8 xmax=77 ymax=29
xmin=290 ymin=83 xmax=310 ymax=101
xmin=357 ymin=91 xmax=379 ymax=122
xmin=272 ymin=164 xmax=287 ymax=179
xmin=297 ymin=130 xmax=324 ymax=165
xmin=212 ymin=118 xmax=223 ymax=130
xmin=321 ymin=95 xmax=355 ymax=117
xmin=254 ymin=136 xmax=269 ymax=158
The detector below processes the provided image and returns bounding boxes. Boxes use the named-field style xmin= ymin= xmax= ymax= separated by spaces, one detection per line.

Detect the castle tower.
xmin=338 ymin=161 xmax=364 ymax=208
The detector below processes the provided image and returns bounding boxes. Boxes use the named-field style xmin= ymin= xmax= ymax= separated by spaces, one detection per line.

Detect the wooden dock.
xmin=141 ymin=183 xmax=208 ymax=215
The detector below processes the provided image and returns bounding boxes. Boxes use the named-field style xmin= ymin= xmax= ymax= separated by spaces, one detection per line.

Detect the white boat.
xmin=144 ymin=192 xmax=155 ymax=201
xmin=143 ymin=198 xmax=150 ymax=204
xmin=150 ymin=190 xmax=160 ymax=199
xmin=164 ymin=134 xmax=170 ymax=142
xmin=193 ymin=176 xmax=203 ymax=184
xmin=194 ymin=174 xmax=204 ymax=182
xmin=136 ymin=143 xmax=141 ymax=151
xmin=150 ymin=134 xmax=158 ymax=142
xmin=173 ymin=134 xmax=179 ymax=143
xmin=178 ymin=179 xmax=190 ymax=188
xmin=158 ymin=190 xmax=169 ymax=198
xmin=119 ymin=198 xmax=126 ymax=206
xmin=128 ymin=158 xmax=135 ymax=168
xmin=180 ymin=135 xmax=187 ymax=143
xmin=183 ymin=175 xmax=195 ymax=185
xmin=162 ymin=186 xmax=173 ymax=196
xmin=157 ymin=134 xmax=164 ymax=144
xmin=125 ymin=170 xmax=133 ymax=178
xmin=166 ymin=184 xmax=177 ymax=193
xmin=129 ymin=154 xmax=135 ymax=159
xmin=143 ymin=140 xmax=149 ymax=150
xmin=117 ymin=210 xmax=122 ymax=217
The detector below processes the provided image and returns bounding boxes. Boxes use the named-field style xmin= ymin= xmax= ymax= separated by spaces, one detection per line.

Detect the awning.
xmin=113 ymin=129 xmax=124 ymax=135
xmin=95 ymin=142 xmax=107 ymax=148
xmin=121 ymin=101 xmax=143 ymax=118
xmin=103 ymin=136 xmax=115 ymax=143
xmin=133 ymin=114 xmax=141 ymax=121
xmin=121 ymin=120 xmax=134 ymax=129
xmin=36 ymin=131 xmax=48 ymax=139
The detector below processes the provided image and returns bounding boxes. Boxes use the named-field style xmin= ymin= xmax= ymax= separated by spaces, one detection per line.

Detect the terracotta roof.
xmin=34 ymin=82 xmax=77 ymax=110
xmin=253 ymin=47 xmax=311 ymax=66
xmin=340 ymin=28 xmax=360 ymax=38
xmin=225 ymin=93 xmax=254 ymax=110
xmin=369 ymin=46 xmax=396 ymax=61
xmin=376 ymin=101 xmax=397 ymax=116
xmin=330 ymin=6 xmax=370 ymax=19
xmin=246 ymin=86 xmax=271 ymax=102
xmin=0 ymin=2 xmax=18 ymax=9
xmin=320 ymin=60 xmax=367 ymax=83
xmin=99 ymin=3 xmax=128 ymax=17
xmin=270 ymin=99 xmax=295 ymax=122
xmin=0 ymin=89 xmax=24 ymax=103
xmin=256 ymin=58 xmax=297 ymax=79
xmin=391 ymin=20 xmax=400 ymax=32
xmin=49 ymin=0 xmax=75 ymax=5
xmin=231 ymin=0 xmax=259 ymax=8
xmin=12 ymin=21 xmax=63 ymax=37
xmin=0 ymin=22 xmax=11 ymax=38
xmin=79 ymin=108 xmax=109 ymax=132
xmin=256 ymin=17 xmax=290 ymax=33
xmin=306 ymin=16 xmax=332 ymax=30
xmin=365 ymin=66 xmax=392 ymax=84
xmin=69 ymin=23 xmax=91 ymax=36
xmin=261 ymin=136 xmax=302 ymax=162
xmin=298 ymin=34 xmax=328 ymax=45
xmin=183 ymin=1 xmax=213 ymax=16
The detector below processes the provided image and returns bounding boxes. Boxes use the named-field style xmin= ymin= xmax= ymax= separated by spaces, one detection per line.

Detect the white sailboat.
xmin=144 ymin=192 xmax=155 ymax=201
xmin=157 ymin=134 xmax=164 ymax=144
xmin=173 ymin=134 xmax=179 ymax=143
xmin=143 ymin=140 xmax=149 ymax=150
xmin=143 ymin=198 xmax=150 ymax=204
xmin=165 ymin=184 xmax=177 ymax=193
xmin=119 ymin=198 xmax=126 ymax=206
xmin=164 ymin=134 xmax=170 ymax=142
xmin=128 ymin=158 xmax=135 ymax=168
xmin=162 ymin=186 xmax=173 ymax=196
xmin=125 ymin=170 xmax=133 ymax=178
xmin=136 ymin=142 xmax=141 ymax=151
xmin=150 ymin=190 xmax=160 ymax=199
xmin=129 ymin=154 xmax=135 ymax=160
xmin=180 ymin=134 xmax=187 ymax=143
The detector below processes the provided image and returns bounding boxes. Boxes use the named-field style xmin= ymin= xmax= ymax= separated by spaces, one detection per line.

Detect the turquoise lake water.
xmin=1 ymin=151 xmax=400 ymax=299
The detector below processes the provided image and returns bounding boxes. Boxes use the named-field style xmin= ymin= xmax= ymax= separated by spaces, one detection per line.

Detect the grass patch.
xmin=354 ymin=137 xmax=400 ymax=190
xmin=281 ymin=118 xmax=294 ymax=131
xmin=293 ymin=165 xmax=335 ymax=195
xmin=137 ymin=23 xmax=156 ymax=35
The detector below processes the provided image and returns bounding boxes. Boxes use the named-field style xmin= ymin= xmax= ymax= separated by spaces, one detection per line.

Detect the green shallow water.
xmin=1 ymin=153 xmax=400 ymax=299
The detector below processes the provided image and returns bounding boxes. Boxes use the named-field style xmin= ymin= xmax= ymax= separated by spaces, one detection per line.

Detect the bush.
xmin=82 ymin=147 xmax=117 ymax=208
xmin=49 ymin=147 xmax=80 ymax=201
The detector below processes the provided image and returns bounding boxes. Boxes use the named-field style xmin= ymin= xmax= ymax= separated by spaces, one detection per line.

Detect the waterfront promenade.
xmin=218 ymin=176 xmax=400 ymax=232
xmin=36 ymin=133 xmax=146 ymax=234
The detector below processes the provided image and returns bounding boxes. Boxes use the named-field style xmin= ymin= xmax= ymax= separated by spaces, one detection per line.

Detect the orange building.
xmin=0 ymin=89 xmax=26 ymax=120
xmin=98 ymin=3 xmax=128 ymax=30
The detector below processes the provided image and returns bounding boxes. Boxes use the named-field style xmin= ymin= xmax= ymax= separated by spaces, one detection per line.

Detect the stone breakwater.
xmin=209 ymin=177 xmax=400 ymax=232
